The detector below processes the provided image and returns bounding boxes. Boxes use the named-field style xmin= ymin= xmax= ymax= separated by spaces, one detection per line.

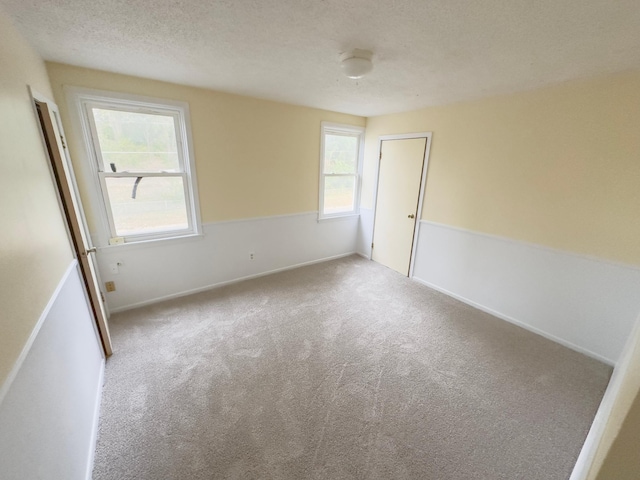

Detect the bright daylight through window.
xmin=73 ymin=89 xmax=200 ymax=244
xmin=319 ymin=123 xmax=364 ymax=219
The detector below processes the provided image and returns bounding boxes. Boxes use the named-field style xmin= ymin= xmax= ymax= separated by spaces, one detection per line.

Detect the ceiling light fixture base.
xmin=340 ymin=49 xmax=374 ymax=79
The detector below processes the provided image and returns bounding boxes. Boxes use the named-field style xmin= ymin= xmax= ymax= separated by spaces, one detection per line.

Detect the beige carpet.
xmin=92 ymin=255 xmax=611 ymax=480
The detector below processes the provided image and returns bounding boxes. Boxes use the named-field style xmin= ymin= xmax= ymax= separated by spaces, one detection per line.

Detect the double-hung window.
xmin=319 ymin=122 xmax=364 ymax=219
xmin=71 ymin=88 xmax=200 ymax=244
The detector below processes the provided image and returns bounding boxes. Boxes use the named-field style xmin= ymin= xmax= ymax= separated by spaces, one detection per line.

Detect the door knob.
xmin=82 ymin=247 xmax=97 ymax=256
xmin=408 ymin=214 xmax=415 ymax=219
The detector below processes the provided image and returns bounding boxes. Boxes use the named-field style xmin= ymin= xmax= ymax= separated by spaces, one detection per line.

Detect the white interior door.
xmin=372 ymin=137 xmax=427 ymax=275
xmin=34 ymin=97 xmax=113 ymax=356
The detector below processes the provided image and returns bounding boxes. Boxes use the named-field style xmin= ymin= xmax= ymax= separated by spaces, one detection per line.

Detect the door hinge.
xmin=379 ymin=151 xmax=382 ymax=160
xmin=60 ymin=135 xmax=67 ymax=149
xmin=100 ymin=292 xmax=105 ymax=303
xmin=371 ymin=242 xmax=374 ymax=249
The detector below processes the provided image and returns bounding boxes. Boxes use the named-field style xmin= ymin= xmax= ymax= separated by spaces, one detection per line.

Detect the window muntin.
xmin=319 ymin=123 xmax=363 ymax=218
xmin=73 ymin=89 xmax=200 ymax=244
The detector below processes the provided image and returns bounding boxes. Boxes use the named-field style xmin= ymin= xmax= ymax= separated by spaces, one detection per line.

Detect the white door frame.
xmin=370 ymin=132 xmax=433 ymax=278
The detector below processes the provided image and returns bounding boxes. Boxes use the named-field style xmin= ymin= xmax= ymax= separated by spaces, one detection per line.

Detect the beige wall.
xmin=0 ymin=12 xmax=74 ymax=386
xmin=45 ymin=63 xmax=365 ymax=230
xmin=363 ymin=72 xmax=640 ymax=266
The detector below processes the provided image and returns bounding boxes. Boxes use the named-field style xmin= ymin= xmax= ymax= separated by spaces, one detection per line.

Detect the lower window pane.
xmin=105 ymin=176 xmax=189 ymax=236
xmin=323 ymin=176 xmax=356 ymax=215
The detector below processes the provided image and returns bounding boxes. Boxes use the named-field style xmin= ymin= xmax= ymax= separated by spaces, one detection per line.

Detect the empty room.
xmin=1 ymin=1 xmax=640 ymax=479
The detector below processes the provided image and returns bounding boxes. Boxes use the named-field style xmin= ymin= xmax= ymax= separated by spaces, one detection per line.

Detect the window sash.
xmin=85 ymin=103 xmax=186 ymax=175
xmin=323 ymin=167 xmax=358 ymax=175
xmin=319 ymin=123 xmax=363 ymax=219
xmin=72 ymin=89 xmax=200 ymax=244
xmin=99 ymin=172 xmax=186 ymax=178
xmin=322 ymin=132 xmax=359 ymax=175
xmin=98 ymin=172 xmax=193 ymax=240
xmin=321 ymin=174 xmax=357 ymax=216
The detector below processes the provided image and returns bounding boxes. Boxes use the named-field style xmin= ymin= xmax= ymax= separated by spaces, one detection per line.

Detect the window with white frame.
xmin=71 ymin=89 xmax=200 ymax=244
xmin=319 ymin=123 xmax=364 ymax=219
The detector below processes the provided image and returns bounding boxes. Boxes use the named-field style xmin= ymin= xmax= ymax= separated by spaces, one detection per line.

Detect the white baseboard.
xmin=110 ymin=251 xmax=356 ymax=313
xmin=412 ymin=221 xmax=640 ymax=364
xmin=97 ymin=211 xmax=359 ymax=312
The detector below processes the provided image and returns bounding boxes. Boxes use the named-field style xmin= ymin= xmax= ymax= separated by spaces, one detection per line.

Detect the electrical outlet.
xmin=249 ymin=252 xmax=255 ymax=260
xmin=105 ymin=281 xmax=116 ymax=292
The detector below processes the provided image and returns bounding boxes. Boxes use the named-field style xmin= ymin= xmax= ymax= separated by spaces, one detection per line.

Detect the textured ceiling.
xmin=3 ymin=0 xmax=640 ymax=116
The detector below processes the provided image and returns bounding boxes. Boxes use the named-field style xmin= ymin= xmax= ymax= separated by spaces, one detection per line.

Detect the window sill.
xmin=96 ymin=232 xmax=204 ymax=252
xmin=317 ymin=212 xmax=360 ymax=222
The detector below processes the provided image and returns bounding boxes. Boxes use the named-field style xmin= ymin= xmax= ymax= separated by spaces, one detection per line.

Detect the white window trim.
xmin=65 ymin=86 xmax=202 ymax=246
xmin=318 ymin=122 xmax=365 ymax=220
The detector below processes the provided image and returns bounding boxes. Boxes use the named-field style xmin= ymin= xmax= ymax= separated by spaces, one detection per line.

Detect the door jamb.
xmin=370 ymin=132 xmax=433 ymax=278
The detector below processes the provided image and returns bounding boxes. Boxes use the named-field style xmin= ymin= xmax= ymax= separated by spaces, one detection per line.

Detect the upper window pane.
xmin=323 ymin=134 xmax=358 ymax=174
xmin=92 ymin=108 xmax=180 ymax=173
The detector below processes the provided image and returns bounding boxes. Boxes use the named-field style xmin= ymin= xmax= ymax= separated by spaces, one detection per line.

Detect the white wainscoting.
xmin=412 ymin=221 xmax=640 ymax=365
xmin=97 ymin=211 xmax=359 ymax=312
xmin=0 ymin=261 xmax=105 ymax=480
xmin=356 ymin=207 xmax=374 ymax=258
